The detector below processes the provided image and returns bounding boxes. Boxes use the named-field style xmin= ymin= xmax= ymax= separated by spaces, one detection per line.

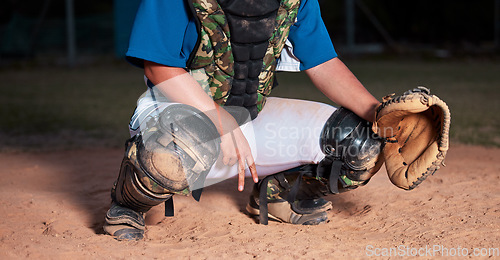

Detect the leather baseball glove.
xmin=372 ymin=87 xmax=451 ymax=190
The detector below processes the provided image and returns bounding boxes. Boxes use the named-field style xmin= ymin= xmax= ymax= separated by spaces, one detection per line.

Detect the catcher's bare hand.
xmin=220 ymin=128 xmax=258 ymax=191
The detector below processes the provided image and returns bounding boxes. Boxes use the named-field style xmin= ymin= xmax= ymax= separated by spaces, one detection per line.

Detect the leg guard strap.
xmin=256 ymin=169 xmax=331 ymax=225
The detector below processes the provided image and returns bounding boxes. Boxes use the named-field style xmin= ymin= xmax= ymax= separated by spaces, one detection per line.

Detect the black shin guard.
xmin=112 ymin=155 xmax=173 ymax=214
xmin=104 ymin=144 xmax=174 ymax=241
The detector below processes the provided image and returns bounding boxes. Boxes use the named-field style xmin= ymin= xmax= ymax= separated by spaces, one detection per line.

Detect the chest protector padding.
xmin=189 ymin=0 xmax=300 ymax=119
xmin=222 ymin=0 xmax=278 ymax=117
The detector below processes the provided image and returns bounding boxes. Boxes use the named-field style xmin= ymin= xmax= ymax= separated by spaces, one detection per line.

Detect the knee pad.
xmin=113 ymin=104 xmax=221 ymax=212
xmin=319 ymin=107 xmax=385 ymax=193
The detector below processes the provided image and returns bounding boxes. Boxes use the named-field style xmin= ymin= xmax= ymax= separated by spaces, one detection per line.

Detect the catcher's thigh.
xmin=129 ymin=86 xmax=337 ymax=187
xmin=205 ymin=97 xmax=337 ymax=183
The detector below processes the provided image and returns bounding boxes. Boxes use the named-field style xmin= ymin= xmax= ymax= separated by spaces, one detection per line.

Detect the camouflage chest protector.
xmin=188 ymin=0 xmax=301 ymax=119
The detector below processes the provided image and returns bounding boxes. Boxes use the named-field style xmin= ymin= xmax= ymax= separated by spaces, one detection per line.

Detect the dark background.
xmin=321 ymin=0 xmax=499 ymax=52
xmin=0 ymin=0 xmax=499 ymax=150
xmin=1 ymin=0 xmax=499 ymax=64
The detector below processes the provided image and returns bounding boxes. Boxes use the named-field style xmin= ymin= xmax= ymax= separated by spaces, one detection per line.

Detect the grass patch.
xmin=1 ymin=59 xmax=499 ymax=151
xmin=0 ymin=62 xmax=144 ymax=151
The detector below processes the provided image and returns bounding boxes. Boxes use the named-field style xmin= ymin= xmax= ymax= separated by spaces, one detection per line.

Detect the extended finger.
xmin=246 ymin=156 xmax=258 ymax=183
xmin=229 ymin=132 xmax=240 ymax=166
xmin=237 ymin=158 xmax=245 ymax=191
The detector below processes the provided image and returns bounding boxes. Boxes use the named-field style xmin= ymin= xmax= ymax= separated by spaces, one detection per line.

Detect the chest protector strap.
xmin=188 ymin=0 xmax=301 ymax=119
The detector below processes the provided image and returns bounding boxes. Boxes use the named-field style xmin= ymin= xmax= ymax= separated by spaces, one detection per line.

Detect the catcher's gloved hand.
xmin=372 ymin=87 xmax=451 ymax=190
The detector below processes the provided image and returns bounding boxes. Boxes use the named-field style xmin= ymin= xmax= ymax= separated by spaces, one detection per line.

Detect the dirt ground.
xmin=0 ymin=144 xmax=498 ymax=259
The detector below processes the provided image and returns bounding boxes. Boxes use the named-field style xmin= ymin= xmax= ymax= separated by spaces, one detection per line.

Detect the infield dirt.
xmin=0 ymin=144 xmax=498 ymax=259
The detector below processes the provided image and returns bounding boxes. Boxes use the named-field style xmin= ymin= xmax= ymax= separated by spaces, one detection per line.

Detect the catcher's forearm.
xmin=306 ymin=57 xmax=379 ymax=122
xmin=144 ymin=61 xmax=243 ymax=138
xmin=144 ymin=61 xmax=218 ymax=114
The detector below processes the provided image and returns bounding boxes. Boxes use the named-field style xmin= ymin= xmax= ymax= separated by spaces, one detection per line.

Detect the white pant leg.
xmin=253 ymin=97 xmax=337 ymax=171
xmin=129 ymin=89 xmax=337 ymax=187
xmin=205 ymin=97 xmax=336 ymax=183
xmin=128 ymin=86 xmax=172 ymax=137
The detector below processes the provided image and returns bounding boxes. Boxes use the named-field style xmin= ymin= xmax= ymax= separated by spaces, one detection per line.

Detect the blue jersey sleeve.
xmin=126 ymin=0 xmax=334 ymax=70
xmin=125 ymin=0 xmax=198 ymax=68
xmin=288 ymin=0 xmax=337 ymax=70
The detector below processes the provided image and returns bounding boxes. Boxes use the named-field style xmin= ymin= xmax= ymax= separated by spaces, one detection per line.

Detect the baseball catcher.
xmin=104 ymin=0 xmax=451 ymax=241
